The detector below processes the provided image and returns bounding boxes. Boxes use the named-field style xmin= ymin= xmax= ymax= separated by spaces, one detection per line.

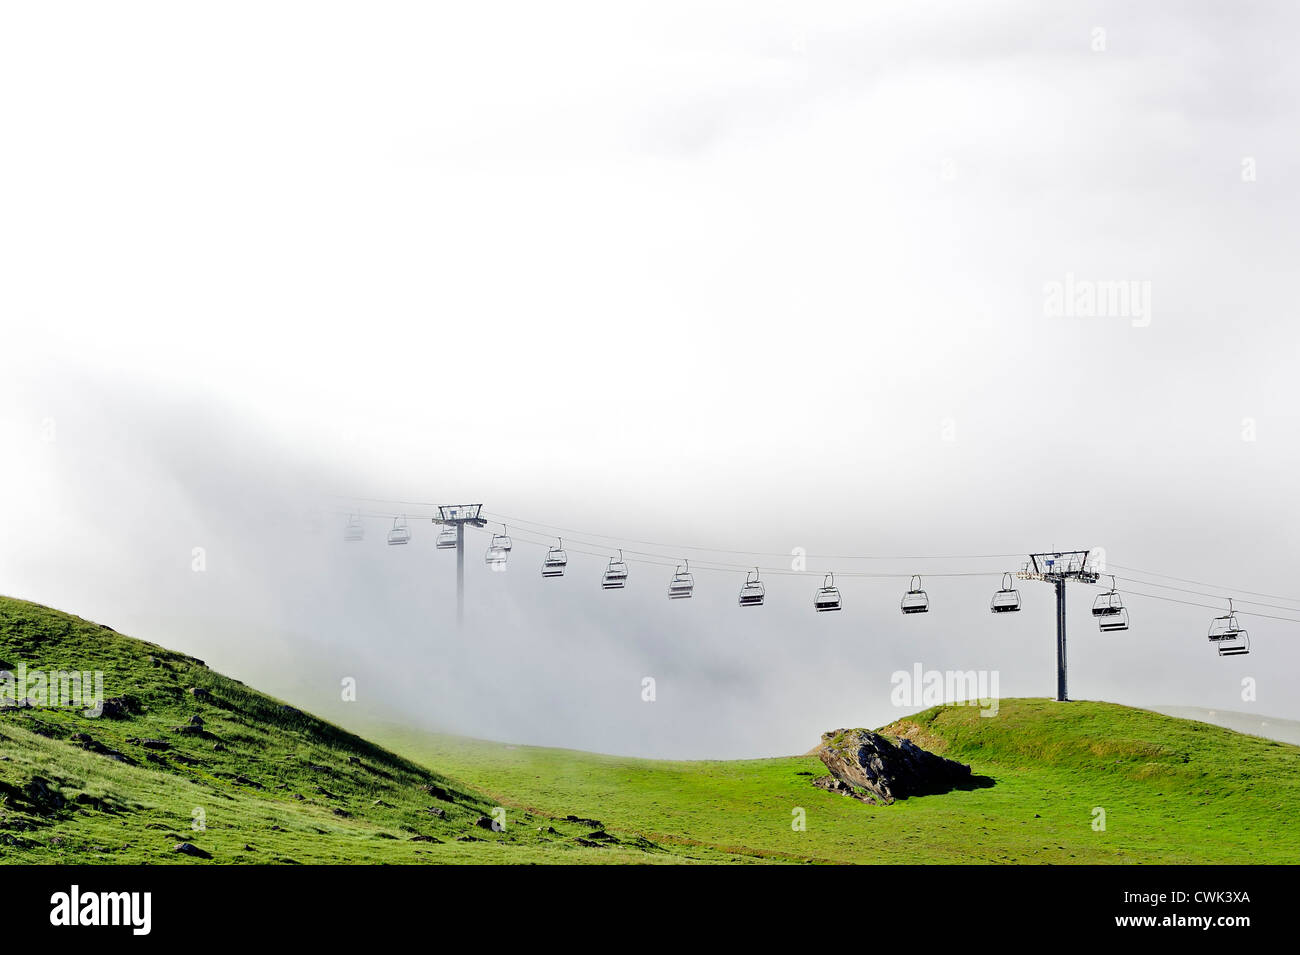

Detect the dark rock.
xmin=172 ymin=842 xmax=211 ymax=859
xmin=410 ymin=835 xmax=441 ymax=843
xmin=420 ymin=783 xmax=453 ymax=801
xmin=97 ymin=696 xmax=140 ymax=719
xmin=233 ymin=774 xmax=263 ymax=789
xmin=816 ymin=727 xmax=973 ymax=805
xmin=188 ymin=687 xmax=214 ymax=703
xmin=425 ymin=807 xmax=445 ymax=818
xmin=474 ymin=815 xmax=502 ymax=832
xmin=130 ymin=738 xmax=170 ymax=751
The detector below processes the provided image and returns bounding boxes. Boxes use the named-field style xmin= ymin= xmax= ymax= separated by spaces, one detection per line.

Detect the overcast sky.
xmin=2 ymin=1 xmax=1298 ymax=758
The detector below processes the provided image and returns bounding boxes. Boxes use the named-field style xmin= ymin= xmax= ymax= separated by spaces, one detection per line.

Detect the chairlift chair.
xmin=485 ymin=539 xmax=509 ymax=568
xmin=435 ymin=523 xmax=458 ymax=550
xmin=343 ymin=515 xmax=364 ymax=542
xmin=738 ymin=568 xmax=765 ymax=608
xmin=602 ymin=550 xmax=629 ymax=589
xmin=901 ymin=575 xmax=929 ymax=614
xmin=492 ymin=526 xmax=513 ymax=552
xmin=990 ymin=573 xmax=1021 ymax=613
xmin=387 ymin=515 xmax=411 ymax=546
xmin=668 ymin=561 xmax=694 ymax=599
xmin=1092 ymin=576 xmax=1129 ymax=631
xmin=1208 ymin=600 xmax=1250 ymax=656
xmin=542 ymin=539 xmax=567 ymax=578
xmin=813 ymin=573 xmax=842 ymax=612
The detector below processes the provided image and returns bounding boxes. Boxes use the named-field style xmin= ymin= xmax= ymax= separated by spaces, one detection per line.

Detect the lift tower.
xmin=1017 ymin=551 xmax=1099 ymax=702
xmin=434 ymin=504 xmax=487 ymax=627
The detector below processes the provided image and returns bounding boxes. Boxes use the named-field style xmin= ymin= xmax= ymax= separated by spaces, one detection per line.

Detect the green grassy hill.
xmin=368 ymin=701 xmax=1300 ymax=864
xmin=5 ymin=595 xmax=1298 ymax=865
xmin=0 ymin=597 xmax=705 ymax=863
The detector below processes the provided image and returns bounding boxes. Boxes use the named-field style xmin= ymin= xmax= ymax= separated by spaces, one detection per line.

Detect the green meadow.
xmin=4 ymin=595 xmax=1297 ymax=864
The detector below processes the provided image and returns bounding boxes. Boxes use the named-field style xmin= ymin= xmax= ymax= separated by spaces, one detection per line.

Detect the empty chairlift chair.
xmin=542 ymin=539 xmax=567 ymax=578
xmin=1091 ymin=576 xmax=1129 ymax=632
xmin=387 ymin=515 xmax=411 ymax=546
xmin=485 ymin=529 xmax=510 ymax=569
xmin=602 ymin=550 xmax=629 ymax=590
xmin=813 ymin=573 xmax=842 ymax=612
xmin=990 ymin=573 xmax=1021 ymax=613
xmin=343 ymin=514 xmax=364 ymax=542
xmin=738 ymin=568 xmax=765 ymax=608
xmin=435 ymin=523 xmax=458 ymax=550
xmin=1207 ymin=600 xmax=1250 ymax=656
xmin=668 ymin=561 xmax=694 ymax=599
xmin=901 ymin=575 xmax=929 ymax=614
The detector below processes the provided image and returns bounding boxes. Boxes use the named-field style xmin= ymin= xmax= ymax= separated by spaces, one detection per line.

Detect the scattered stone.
xmin=425 ymin=807 xmax=445 ymax=818
xmin=474 ymin=815 xmax=501 ymax=831
xmin=420 ymin=784 xmax=453 ymax=801
xmin=211 ymin=743 xmax=227 ymax=753
xmin=233 ymin=774 xmax=263 ymax=789
xmin=129 ymin=738 xmax=170 ymax=751
xmin=172 ymin=842 xmax=212 ymax=859
xmin=188 ymin=687 xmax=214 ymax=703
xmin=410 ymin=835 xmax=441 ymax=843
xmin=97 ymin=696 xmax=140 ymax=719
xmin=332 ymin=808 xmax=352 ymax=818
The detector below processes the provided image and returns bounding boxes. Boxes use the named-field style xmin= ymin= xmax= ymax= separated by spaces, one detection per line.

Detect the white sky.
xmin=2 ymin=1 xmax=1298 ymax=757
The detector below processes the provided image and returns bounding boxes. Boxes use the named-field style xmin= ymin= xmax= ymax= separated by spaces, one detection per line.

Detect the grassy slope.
xmin=6 ymin=595 xmax=1297 ymax=865
xmin=368 ymin=699 xmax=1300 ymax=864
xmin=0 ymin=597 xmax=722 ymax=864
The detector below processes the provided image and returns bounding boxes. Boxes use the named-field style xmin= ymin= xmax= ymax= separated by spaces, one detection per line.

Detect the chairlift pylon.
xmin=602 ymin=550 xmax=629 ymax=589
xmin=738 ymin=568 xmax=765 ymax=607
xmin=901 ymin=575 xmax=929 ymax=614
xmin=668 ymin=560 xmax=694 ymax=599
xmin=814 ymin=573 xmax=842 ymax=612
xmin=990 ymin=572 xmax=1021 ymax=613
xmin=542 ymin=539 xmax=567 ymax=578
xmin=386 ymin=515 xmax=411 ymax=546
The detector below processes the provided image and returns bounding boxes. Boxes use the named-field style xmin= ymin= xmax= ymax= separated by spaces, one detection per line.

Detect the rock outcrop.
xmin=815 ymin=727 xmax=972 ymax=805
